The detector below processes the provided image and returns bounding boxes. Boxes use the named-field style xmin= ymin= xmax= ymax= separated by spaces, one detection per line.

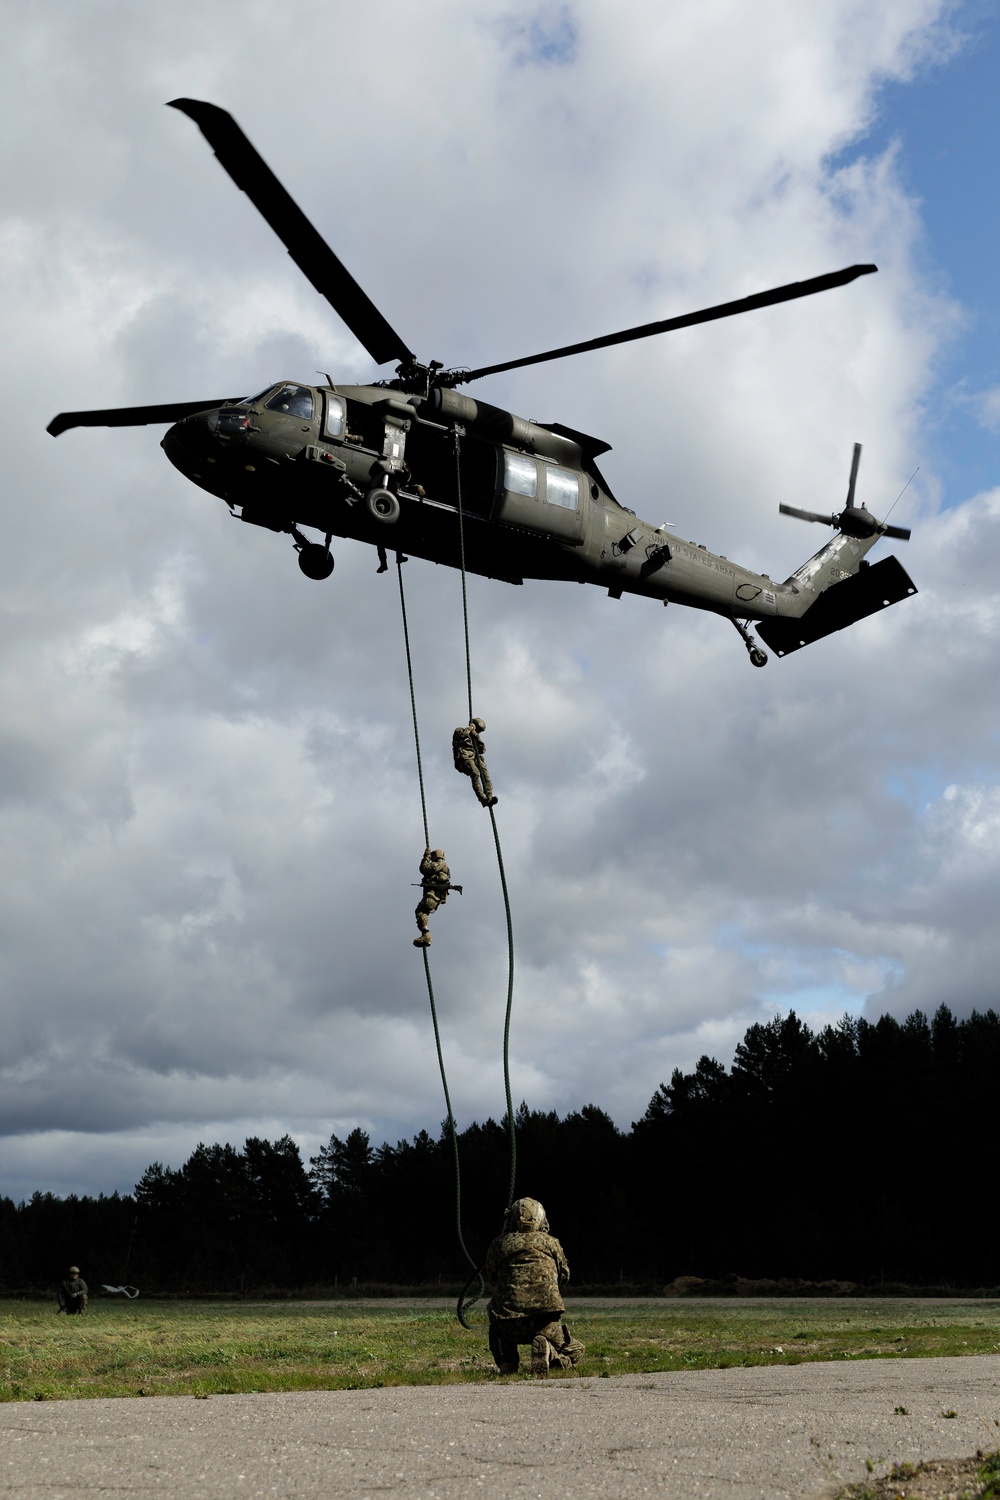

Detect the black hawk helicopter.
xmin=48 ymin=100 xmax=917 ymax=667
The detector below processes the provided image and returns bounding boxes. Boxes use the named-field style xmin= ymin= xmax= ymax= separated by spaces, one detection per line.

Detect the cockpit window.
xmin=265 ymin=384 xmax=315 ymax=420
xmin=234 ymin=386 xmax=275 ymax=407
xmin=545 ymin=466 xmax=580 ymax=510
xmin=325 ymin=394 xmax=346 ymax=438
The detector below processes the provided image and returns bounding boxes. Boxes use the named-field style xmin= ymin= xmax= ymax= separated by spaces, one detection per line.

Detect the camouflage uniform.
xmin=452 ymin=719 xmax=497 ymax=808
xmin=57 ymin=1267 xmax=88 ymax=1315
xmin=484 ymin=1197 xmax=585 ymax=1376
xmin=414 ymin=848 xmax=451 ymax=948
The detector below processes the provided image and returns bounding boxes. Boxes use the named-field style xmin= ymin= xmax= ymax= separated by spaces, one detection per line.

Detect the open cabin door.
xmin=403 ymin=423 xmax=496 ymax=517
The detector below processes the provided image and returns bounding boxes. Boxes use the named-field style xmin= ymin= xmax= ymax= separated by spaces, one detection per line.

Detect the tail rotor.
xmin=779 ymin=444 xmax=911 ymax=541
xmin=845 ymin=440 xmax=861 ymax=509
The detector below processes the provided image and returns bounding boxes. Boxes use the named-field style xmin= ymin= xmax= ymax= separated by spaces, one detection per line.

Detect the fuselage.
xmin=162 ymin=379 xmax=877 ymax=623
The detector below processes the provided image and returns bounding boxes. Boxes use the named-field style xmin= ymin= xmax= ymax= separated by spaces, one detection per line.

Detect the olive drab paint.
xmin=48 ymin=99 xmax=917 ymax=669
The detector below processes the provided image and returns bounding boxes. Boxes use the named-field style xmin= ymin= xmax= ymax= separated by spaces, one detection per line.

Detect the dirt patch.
xmin=841 ymin=1450 xmax=1000 ymax=1499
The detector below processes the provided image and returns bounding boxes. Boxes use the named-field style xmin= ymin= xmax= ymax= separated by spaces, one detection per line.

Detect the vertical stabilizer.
xmin=758 ymin=553 xmax=917 ymax=656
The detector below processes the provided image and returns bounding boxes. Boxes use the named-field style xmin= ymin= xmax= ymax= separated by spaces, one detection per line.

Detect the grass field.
xmin=3 ymin=1297 xmax=1000 ymax=1402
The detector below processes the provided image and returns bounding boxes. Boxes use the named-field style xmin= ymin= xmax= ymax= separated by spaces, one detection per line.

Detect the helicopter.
xmin=48 ymin=99 xmax=917 ymax=668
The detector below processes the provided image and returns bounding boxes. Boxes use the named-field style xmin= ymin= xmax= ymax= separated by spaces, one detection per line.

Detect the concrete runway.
xmin=2 ymin=1355 xmax=999 ymax=1498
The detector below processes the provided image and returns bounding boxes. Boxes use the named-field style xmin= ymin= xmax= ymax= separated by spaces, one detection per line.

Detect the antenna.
xmin=883 ymin=466 xmax=919 ymax=523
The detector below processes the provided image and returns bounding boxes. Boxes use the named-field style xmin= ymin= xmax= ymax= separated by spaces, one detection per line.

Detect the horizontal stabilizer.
xmin=757 ymin=555 xmax=917 ymax=657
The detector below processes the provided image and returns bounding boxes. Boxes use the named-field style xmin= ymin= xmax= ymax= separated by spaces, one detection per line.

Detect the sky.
xmin=1 ymin=0 xmax=998 ymax=1201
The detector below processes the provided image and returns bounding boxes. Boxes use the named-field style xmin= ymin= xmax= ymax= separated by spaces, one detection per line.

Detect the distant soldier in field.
xmin=413 ymin=848 xmax=458 ymax=948
xmin=57 ymin=1266 xmax=88 ymax=1315
xmin=452 ymin=718 xmax=497 ymax=808
xmin=484 ymin=1197 xmax=584 ymax=1376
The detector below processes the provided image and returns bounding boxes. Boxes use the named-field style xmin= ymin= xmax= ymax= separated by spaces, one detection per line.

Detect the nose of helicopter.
xmin=160 ymin=406 xmax=223 ymax=480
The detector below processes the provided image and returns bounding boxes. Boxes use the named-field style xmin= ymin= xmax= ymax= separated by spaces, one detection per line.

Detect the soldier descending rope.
xmin=452 ymin=718 xmax=498 ymax=808
xmin=413 ymin=848 xmax=462 ymax=948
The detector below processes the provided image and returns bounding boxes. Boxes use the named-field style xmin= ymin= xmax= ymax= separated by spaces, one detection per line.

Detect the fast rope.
xmin=394 ymin=427 xmax=519 ymax=1329
xmin=452 ymin=427 xmax=517 ymax=1211
xmin=396 ymin=556 xmax=482 ymax=1321
xmin=451 ymin=425 xmax=519 ymax=1325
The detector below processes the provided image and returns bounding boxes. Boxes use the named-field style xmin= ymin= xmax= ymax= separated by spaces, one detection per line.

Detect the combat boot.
xmin=413 ymin=933 xmax=431 ymax=948
xmin=560 ymin=1322 xmax=585 ymax=1366
xmin=530 ymin=1333 xmax=552 ymax=1378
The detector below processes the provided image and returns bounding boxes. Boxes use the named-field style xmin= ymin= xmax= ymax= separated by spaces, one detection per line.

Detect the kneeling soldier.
xmin=484 ymin=1197 xmax=585 ymax=1376
xmin=57 ymin=1266 xmax=88 ymax=1315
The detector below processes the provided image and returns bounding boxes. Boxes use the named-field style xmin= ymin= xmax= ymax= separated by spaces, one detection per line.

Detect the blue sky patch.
xmin=512 ymin=4 xmax=578 ymax=68
xmin=832 ymin=1 xmax=999 ymax=506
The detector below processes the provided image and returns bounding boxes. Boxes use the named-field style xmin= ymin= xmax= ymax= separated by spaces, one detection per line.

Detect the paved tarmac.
xmin=2 ymin=1354 xmax=999 ymax=1498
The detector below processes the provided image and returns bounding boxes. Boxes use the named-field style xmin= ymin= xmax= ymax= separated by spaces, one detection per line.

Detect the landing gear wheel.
xmin=731 ymin=617 xmax=767 ymax=668
xmin=297 ymin=543 xmax=334 ymax=580
xmin=366 ymin=487 xmax=401 ymax=525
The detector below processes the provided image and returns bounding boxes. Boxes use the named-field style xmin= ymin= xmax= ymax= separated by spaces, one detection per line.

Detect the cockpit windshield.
xmin=233 ymin=387 xmax=275 ymax=407
xmin=265 ymin=384 xmax=315 ymax=420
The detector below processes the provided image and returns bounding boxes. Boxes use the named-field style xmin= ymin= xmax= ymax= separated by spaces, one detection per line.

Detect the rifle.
xmin=411 ymin=883 xmax=463 ymax=894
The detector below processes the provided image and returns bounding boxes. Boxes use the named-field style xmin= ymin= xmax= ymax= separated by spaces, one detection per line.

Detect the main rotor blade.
xmin=168 ymin=99 xmax=415 ymax=368
xmin=845 ymin=441 xmax=862 ymax=508
xmin=458 ymin=264 xmax=878 ymax=384
xmin=779 ymin=503 xmax=837 ymax=525
xmin=47 ymin=400 xmax=231 ymax=437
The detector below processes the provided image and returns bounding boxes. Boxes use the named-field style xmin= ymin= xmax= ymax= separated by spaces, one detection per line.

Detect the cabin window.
xmin=325 ymin=394 xmax=346 ymax=438
xmin=504 ymin=452 xmax=537 ymax=498
xmin=265 ymin=384 xmax=315 ymax=420
xmin=545 ymin=465 xmax=580 ymax=510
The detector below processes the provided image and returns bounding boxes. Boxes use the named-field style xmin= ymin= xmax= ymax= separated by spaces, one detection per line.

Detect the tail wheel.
xmin=367 ymin=487 xmax=401 ymax=525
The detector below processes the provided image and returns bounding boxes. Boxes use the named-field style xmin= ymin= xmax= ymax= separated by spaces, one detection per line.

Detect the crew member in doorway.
xmin=57 ymin=1266 xmax=88 ymax=1315
xmin=484 ymin=1197 xmax=584 ymax=1376
xmin=452 ymin=718 xmax=497 ymax=807
xmin=413 ymin=848 xmax=458 ymax=948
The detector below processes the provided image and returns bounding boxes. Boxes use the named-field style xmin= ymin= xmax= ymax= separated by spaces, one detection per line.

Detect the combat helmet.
xmin=503 ymin=1196 xmax=549 ymax=1233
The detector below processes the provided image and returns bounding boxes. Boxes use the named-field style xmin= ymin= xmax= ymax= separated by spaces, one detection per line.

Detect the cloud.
xmin=1 ymin=0 xmax=991 ymax=1198
xmin=974 ymin=386 xmax=1000 ymax=432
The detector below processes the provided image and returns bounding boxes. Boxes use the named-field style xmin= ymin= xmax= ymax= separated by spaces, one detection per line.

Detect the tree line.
xmin=2 ymin=1004 xmax=997 ymax=1294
